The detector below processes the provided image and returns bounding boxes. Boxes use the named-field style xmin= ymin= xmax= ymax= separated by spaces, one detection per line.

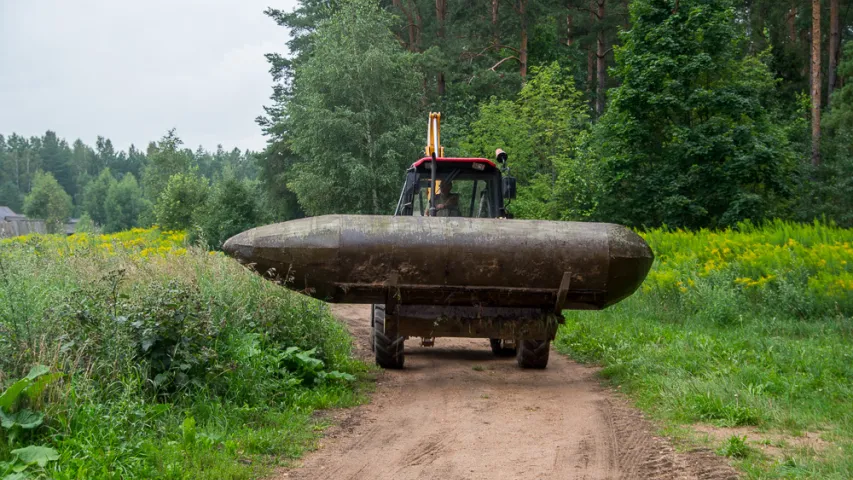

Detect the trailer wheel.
xmin=373 ymin=304 xmax=404 ymax=369
xmin=516 ymin=339 xmax=550 ymax=369
xmin=489 ymin=339 xmax=516 ymax=357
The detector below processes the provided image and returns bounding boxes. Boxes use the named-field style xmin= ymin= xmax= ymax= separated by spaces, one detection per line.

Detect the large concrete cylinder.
xmin=223 ymin=215 xmax=654 ymax=310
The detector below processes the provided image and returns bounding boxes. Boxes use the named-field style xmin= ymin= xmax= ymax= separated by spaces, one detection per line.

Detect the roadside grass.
xmin=556 ymin=220 xmax=853 ymax=479
xmin=0 ymin=228 xmax=368 ymax=479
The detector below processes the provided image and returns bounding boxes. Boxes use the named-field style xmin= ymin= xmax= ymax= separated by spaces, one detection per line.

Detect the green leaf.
xmin=24 ymin=366 xmax=50 ymax=381
xmin=0 ymin=409 xmax=44 ymax=430
xmin=23 ymin=373 xmax=61 ymax=400
xmin=11 ymin=445 xmax=59 ymax=467
xmin=3 ymin=472 xmax=30 ymax=480
xmin=0 ymin=379 xmax=30 ymax=410
xmin=324 ymin=371 xmax=356 ymax=382
xmin=152 ymin=373 xmax=170 ymax=387
xmin=141 ymin=337 xmax=156 ymax=352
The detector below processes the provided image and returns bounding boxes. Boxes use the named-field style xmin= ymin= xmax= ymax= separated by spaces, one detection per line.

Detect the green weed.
xmin=718 ymin=435 xmax=752 ymax=458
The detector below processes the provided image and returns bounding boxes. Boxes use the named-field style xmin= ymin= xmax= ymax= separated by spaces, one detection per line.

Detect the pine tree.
xmin=38 ymin=131 xmax=74 ymax=197
xmin=142 ymin=130 xmax=195 ymax=201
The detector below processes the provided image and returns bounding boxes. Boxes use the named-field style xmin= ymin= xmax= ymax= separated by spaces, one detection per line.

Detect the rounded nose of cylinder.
xmin=605 ymin=225 xmax=654 ymax=307
xmin=222 ymin=230 xmax=253 ymax=264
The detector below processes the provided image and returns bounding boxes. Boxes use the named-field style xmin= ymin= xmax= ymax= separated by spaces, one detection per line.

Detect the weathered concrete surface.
xmin=223 ymin=215 xmax=653 ymax=310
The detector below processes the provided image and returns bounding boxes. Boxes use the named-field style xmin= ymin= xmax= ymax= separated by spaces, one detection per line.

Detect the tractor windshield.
xmin=413 ymin=177 xmax=493 ymax=218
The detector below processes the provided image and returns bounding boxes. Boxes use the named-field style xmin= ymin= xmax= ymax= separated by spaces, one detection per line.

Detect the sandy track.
xmin=276 ymin=305 xmax=738 ymax=480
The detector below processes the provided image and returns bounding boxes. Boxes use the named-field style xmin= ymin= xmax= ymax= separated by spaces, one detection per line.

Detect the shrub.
xmin=0 ymin=228 xmax=363 ymax=477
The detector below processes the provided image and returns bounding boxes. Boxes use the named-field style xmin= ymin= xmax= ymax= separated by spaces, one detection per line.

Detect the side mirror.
xmin=502 ymin=176 xmax=517 ymax=200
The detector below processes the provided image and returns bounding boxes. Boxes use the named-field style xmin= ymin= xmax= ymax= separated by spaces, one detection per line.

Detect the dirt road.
xmin=278 ymin=305 xmax=738 ymax=480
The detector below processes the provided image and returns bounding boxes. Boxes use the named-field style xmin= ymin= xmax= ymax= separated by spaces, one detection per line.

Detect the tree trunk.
xmin=596 ymin=0 xmax=607 ymax=116
xmin=393 ymin=0 xmax=418 ymax=51
xmin=787 ymin=6 xmax=797 ymax=43
xmin=828 ymin=0 xmax=840 ymax=100
xmin=413 ymin=0 xmax=422 ymax=49
xmin=587 ymin=2 xmax=595 ymax=108
xmin=519 ymin=0 xmax=528 ymax=80
xmin=811 ymin=0 xmax=821 ymax=166
xmin=567 ymin=12 xmax=574 ymax=47
xmin=492 ymin=0 xmax=499 ymax=46
xmin=436 ymin=0 xmax=447 ymax=96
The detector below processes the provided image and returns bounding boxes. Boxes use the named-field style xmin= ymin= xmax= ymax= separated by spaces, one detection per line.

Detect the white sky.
xmin=0 ymin=0 xmax=298 ymax=153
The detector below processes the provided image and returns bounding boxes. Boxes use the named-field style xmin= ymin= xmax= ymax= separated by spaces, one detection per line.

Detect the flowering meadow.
xmin=1 ymin=227 xmax=189 ymax=259
xmin=558 ymin=220 xmax=853 ymax=478
xmin=641 ymin=219 xmax=853 ymax=317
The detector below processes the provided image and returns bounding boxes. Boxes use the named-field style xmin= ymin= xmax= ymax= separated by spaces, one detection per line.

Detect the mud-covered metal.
xmin=394 ymin=305 xmax=563 ymax=340
xmin=222 ymin=215 xmax=654 ymax=310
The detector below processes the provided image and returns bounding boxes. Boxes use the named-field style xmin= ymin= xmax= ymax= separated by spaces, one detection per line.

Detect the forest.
xmin=0 ymin=130 xmax=262 ymax=247
xmin=2 ymin=0 xmax=853 ymax=241
xmin=258 ymin=0 xmax=853 ymax=228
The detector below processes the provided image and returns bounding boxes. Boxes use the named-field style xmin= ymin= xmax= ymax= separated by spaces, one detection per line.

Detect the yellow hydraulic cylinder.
xmin=425 ymin=112 xmax=445 ymax=157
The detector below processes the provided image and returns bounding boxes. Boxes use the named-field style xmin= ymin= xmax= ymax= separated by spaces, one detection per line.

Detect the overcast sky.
xmin=0 ymin=0 xmax=298 ymax=153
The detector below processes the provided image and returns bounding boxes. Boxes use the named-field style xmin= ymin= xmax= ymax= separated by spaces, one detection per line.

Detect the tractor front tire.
xmin=489 ymin=339 xmax=517 ymax=357
xmin=373 ymin=304 xmax=404 ymax=369
xmin=516 ymin=339 xmax=550 ymax=369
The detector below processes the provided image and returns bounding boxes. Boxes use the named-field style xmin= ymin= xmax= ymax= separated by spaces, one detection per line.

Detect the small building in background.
xmin=0 ymin=206 xmax=16 ymax=219
xmin=0 ymin=206 xmax=49 ymax=238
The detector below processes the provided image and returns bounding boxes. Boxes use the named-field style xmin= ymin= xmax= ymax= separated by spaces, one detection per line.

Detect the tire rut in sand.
xmin=274 ymin=305 xmax=739 ymax=480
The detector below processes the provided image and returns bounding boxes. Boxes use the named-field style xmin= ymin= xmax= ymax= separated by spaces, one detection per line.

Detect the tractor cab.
xmin=395 ymin=113 xmax=516 ymax=218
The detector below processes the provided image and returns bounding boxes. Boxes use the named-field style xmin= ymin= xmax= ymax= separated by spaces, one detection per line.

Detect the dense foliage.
xmin=463 ymin=62 xmax=596 ymax=220
xmin=593 ymin=1 xmax=796 ymax=228
xmin=250 ymin=0 xmax=853 ymax=229
xmin=0 ymin=229 xmax=364 ymax=478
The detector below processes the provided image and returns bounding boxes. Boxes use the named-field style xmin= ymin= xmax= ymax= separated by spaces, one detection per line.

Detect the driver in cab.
xmin=431 ymin=180 xmax=460 ymax=217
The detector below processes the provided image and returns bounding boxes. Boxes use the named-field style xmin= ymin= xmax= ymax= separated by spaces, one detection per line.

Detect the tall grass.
xmin=0 ymin=228 xmax=366 ymax=479
xmin=557 ymin=220 xmax=853 ymax=478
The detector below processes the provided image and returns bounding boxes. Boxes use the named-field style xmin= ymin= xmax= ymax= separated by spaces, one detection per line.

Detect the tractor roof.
xmin=411 ymin=157 xmax=497 ymax=170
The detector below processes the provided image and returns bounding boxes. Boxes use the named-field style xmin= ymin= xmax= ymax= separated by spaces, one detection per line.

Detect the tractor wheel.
xmin=369 ymin=305 xmax=376 ymax=352
xmin=516 ymin=339 xmax=550 ymax=369
xmin=489 ymin=339 xmax=516 ymax=357
xmin=373 ymin=304 xmax=404 ymax=369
